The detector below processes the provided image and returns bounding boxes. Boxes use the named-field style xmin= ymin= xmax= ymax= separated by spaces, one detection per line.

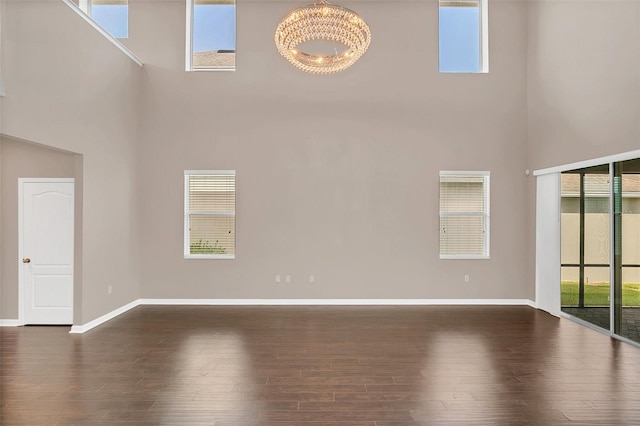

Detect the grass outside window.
xmin=561 ymin=281 xmax=640 ymax=306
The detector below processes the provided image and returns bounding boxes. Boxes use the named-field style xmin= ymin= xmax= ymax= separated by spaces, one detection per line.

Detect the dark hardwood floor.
xmin=2 ymin=305 xmax=640 ymax=425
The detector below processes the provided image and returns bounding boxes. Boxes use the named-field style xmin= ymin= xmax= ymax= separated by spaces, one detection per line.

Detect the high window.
xmin=439 ymin=171 xmax=490 ymax=259
xmin=184 ymin=171 xmax=236 ymax=259
xmin=186 ymin=0 xmax=236 ymax=71
xmin=77 ymin=0 xmax=128 ymax=38
xmin=439 ymin=0 xmax=488 ymax=73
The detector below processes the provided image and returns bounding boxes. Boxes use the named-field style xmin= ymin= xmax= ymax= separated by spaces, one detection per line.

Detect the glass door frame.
xmin=534 ymin=148 xmax=640 ymax=348
xmin=560 ymin=165 xmax=611 ymax=331
xmin=558 ymin=158 xmax=639 ymax=344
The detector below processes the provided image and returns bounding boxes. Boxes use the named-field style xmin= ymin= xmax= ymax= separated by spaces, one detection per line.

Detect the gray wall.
xmin=126 ymin=0 xmax=530 ymax=300
xmin=0 ymin=0 xmax=4 ymax=114
xmin=0 ymin=2 xmax=4 ymax=301
xmin=526 ymin=1 xmax=640 ymax=305
xmin=0 ymin=137 xmax=76 ymax=319
xmin=5 ymin=0 xmax=640 ymax=324
xmin=527 ymin=0 xmax=640 ymax=171
xmin=0 ymin=0 xmax=142 ymax=323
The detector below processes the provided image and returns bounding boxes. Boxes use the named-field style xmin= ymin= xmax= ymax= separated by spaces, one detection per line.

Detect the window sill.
xmin=184 ymin=254 xmax=235 ymax=260
xmin=438 ymin=70 xmax=489 ymax=74
xmin=440 ymin=254 xmax=490 ymax=260
xmin=189 ymin=68 xmax=236 ymax=72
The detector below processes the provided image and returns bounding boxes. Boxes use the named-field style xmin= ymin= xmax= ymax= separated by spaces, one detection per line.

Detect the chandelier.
xmin=274 ymin=0 xmax=371 ymax=74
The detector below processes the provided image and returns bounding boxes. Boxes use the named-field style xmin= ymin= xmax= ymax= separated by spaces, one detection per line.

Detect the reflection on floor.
xmin=562 ymin=307 xmax=640 ymax=342
xmin=3 ymin=306 xmax=640 ymax=424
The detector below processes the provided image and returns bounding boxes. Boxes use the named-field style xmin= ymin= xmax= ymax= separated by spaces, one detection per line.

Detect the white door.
xmin=19 ymin=179 xmax=74 ymax=325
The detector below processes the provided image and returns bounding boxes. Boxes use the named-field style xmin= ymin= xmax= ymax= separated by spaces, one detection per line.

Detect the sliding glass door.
xmin=561 ymin=165 xmax=611 ymax=330
xmin=617 ymin=159 xmax=640 ymax=342
xmin=561 ymin=158 xmax=640 ymax=344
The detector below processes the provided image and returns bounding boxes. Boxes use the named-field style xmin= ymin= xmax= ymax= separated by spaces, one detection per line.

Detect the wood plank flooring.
xmin=2 ymin=305 xmax=640 ymax=425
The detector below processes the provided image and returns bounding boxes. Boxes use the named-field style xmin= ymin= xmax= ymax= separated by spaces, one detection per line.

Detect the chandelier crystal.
xmin=274 ymin=0 xmax=371 ymax=74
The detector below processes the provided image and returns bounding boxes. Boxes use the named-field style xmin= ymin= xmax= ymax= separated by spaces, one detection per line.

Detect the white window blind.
xmin=439 ymin=171 xmax=490 ymax=259
xmin=184 ymin=170 xmax=235 ymax=259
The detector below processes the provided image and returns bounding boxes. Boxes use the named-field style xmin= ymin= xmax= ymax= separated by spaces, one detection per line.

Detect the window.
xmin=439 ymin=0 xmax=488 ymax=73
xmin=186 ymin=0 xmax=236 ymax=71
xmin=439 ymin=171 xmax=490 ymax=259
xmin=184 ymin=171 xmax=236 ymax=259
xmin=77 ymin=0 xmax=129 ymax=39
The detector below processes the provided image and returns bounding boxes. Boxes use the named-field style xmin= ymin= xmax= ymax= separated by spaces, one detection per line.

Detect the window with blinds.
xmin=184 ymin=171 xmax=235 ymax=259
xmin=439 ymin=171 xmax=490 ymax=259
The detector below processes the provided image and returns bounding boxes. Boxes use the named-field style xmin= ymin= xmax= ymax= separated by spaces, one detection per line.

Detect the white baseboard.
xmin=69 ymin=300 xmax=140 ymax=334
xmin=139 ymin=298 xmax=536 ymax=306
xmin=66 ymin=298 xmax=536 ymax=334
xmin=0 ymin=319 xmax=21 ymax=326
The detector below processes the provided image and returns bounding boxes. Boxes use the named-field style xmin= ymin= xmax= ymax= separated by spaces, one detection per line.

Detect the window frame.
xmin=439 ymin=170 xmax=491 ymax=260
xmin=185 ymin=0 xmax=236 ymax=72
xmin=78 ymin=0 xmax=129 ymax=39
xmin=184 ymin=170 xmax=236 ymax=260
xmin=438 ymin=0 xmax=489 ymax=74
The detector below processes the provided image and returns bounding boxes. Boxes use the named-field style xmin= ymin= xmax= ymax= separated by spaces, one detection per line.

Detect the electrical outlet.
xmin=107 ymin=285 xmax=113 ymax=294
xmin=464 ymin=275 xmax=470 ymax=283
xmin=286 ymin=275 xmax=291 ymax=283
xmin=309 ymin=275 xmax=315 ymax=283
xmin=275 ymin=275 xmax=281 ymax=283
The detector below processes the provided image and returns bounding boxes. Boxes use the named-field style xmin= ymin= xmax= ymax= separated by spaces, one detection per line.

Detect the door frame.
xmin=18 ymin=178 xmax=75 ymax=325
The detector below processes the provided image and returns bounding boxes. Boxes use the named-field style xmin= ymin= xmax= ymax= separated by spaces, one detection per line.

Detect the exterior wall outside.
xmin=561 ymin=213 xmax=640 ymax=284
xmin=559 ymin=175 xmax=640 ymax=285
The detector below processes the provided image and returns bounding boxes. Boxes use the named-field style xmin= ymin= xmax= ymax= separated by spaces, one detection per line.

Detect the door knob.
xmin=22 ymin=258 xmax=31 ymax=263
